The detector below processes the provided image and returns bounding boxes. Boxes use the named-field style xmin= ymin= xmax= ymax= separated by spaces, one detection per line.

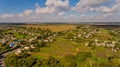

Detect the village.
xmin=0 ymin=25 xmax=56 ymax=54
xmin=0 ymin=25 xmax=120 ymax=67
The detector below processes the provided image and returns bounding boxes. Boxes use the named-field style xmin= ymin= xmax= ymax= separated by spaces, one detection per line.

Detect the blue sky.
xmin=0 ymin=0 xmax=120 ymax=22
xmin=0 ymin=0 xmax=79 ymax=14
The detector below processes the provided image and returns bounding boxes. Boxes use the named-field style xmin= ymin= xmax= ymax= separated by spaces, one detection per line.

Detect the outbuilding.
xmin=10 ymin=43 xmax=15 ymax=47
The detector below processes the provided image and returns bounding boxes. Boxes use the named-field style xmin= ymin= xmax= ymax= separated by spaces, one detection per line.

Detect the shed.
xmin=10 ymin=43 xmax=15 ymax=47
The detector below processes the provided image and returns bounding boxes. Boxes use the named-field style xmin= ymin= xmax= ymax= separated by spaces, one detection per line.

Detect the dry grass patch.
xmin=25 ymin=25 xmax=76 ymax=32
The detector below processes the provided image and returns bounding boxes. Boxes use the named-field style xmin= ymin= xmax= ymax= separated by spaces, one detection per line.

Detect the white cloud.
xmin=35 ymin=6 xmax=56 ymax=14
xmin=58 ymin=12 xmax=65 ymax=16
xmin=77 ymin=0 xmax=109 ymax=7
xmin=24 ymin=9 xmax=34 ymax=16
xmin=35 ymin=0 xmax=69 ymax=14
xmin=17 ymin=9 xmax=34 ymax=17
xmin=35 ymin=3 xmax=56 ymax=14
xmin=95 ymin=0 xmax=120 ymax=13
xmin=45 ymin=0 xmax=69 ymax=8
xmin=0 ymin=14 xmax=14 ymax=18
xmin=0 ymin=0 xmax=120 ymax=22
xmin=74 ymin=0 xmax=117 ymax=13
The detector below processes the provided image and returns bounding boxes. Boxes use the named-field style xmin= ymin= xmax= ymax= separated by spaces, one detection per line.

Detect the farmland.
xmin=25 ymin=24 xmax=76 ymax=32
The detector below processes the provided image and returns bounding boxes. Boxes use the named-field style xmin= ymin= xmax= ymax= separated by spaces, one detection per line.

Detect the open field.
xmin=25 ymin=25 xmax=76 ymax=32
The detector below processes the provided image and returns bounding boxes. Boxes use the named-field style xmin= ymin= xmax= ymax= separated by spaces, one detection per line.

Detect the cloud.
xmin=77 ymin=0 xmax=109 ymax=7
xmin=0 ymin=0 xmax=120 ymax=22
xmin=23 ymin=9 xmax=34 ymax=16
xmin=35 ymin=0 xmax=69 ymax=14
xmin=0 ymin=0 xmax=70 ymax=22
xmin=74 ymin=0 xmax=117 ymax=13
xmin=17 ymin=9 xmax=34 ymax=17
xmin=0 ymin=14 xmax=14 ymax=18
xmin=45 ymin=0 xmax=69 ymax=8
xmin=35 ymin=3 xmax=56 ymax=14
xmin=95 ymin=0 xmax=120 ymax=13
xmin=0 ymin=9 xmax=34 ymax=22
xmin=86 ymin=14 xmax=120 ymax=22
xmin=58 ymin=12 xmax=65 ymax=16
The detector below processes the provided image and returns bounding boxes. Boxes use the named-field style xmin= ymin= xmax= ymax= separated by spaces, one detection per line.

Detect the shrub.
xmin=76 ymin=52 xmax=92 ymax=62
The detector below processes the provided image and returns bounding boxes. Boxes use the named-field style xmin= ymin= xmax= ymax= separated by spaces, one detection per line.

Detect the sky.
xmin=0 ymin=0 xmax=120 ymax=22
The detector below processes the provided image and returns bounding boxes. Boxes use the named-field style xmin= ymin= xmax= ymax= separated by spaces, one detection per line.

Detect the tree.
xmin=76 ymin=52 xmax=92 ymax=62
xmin=62 ymin=55 xmax=76 ymax=67
xmin=44 ymin=56 xmax=62 ymax=67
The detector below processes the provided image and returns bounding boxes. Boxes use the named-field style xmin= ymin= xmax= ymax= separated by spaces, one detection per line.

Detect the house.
xmin=16 ymin=40 xmax=20 ymax=42
xmin=15 ymin=49 xmax=22 ymax=55
xmin=85 ymin=42 xmax=89 ymax=46
xmin=96 ymin=42 xmax=101 ymax=46
xmin=74 ymin=37 xmax=77 ymax=39
xmin=111 ymin=48 xmax=117 ymax=53
xmin=9 ymin=43 xmax=15 ymax=47
xmin=101 ymin=43 xmax=106 ymax=46
xmin=95 ymin=39 xmax=98 ymax=42
xmin=49 ymin=39 xmax=53 ymax=42
xmin=71 ymin=39 xmax=73 ymax=41
xmin=29 ymin=38 xmax=34 ymax=42
xmin=78 ymin=34 xmax=81 ymax=38
xmin=24 ymin=47 xmax=30 ymax=50
xmin=30 ymin=45 xmax=35 ymax=49
xmin=44 ymin=39 xmax=49 ymax=42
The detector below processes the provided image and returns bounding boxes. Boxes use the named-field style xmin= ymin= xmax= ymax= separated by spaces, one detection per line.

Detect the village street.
xmin=0 ymin=55 xmax=5 ymax=67
xmin=0 ymin=48 xmax=20 ymax=67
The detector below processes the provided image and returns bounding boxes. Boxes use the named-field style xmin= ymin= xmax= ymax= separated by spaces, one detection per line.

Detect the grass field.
xmin=40 ymin=36 xmax=76 ymax=58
